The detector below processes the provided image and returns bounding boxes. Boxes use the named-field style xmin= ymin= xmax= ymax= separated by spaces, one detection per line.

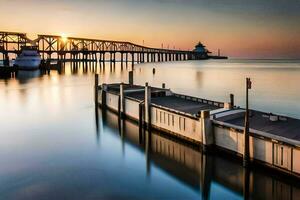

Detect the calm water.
xmin=0 ymin=59 xmax=300 ymax=200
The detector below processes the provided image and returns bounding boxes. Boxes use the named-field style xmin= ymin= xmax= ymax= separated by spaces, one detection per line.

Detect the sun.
xmin=60 ymin=33 xmax=68 ymax=43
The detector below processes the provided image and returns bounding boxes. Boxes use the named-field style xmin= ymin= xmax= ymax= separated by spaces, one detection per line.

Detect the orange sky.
xmin=0 ymin=0 xmax=299 ymax=58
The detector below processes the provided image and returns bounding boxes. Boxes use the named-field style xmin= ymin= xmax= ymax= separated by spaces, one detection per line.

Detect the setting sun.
xmin=60 ymin=33 xmax=68 ymax=43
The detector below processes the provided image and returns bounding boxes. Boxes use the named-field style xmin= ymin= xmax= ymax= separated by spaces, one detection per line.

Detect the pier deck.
xmin=152 ymin=96 xmax=219 ymax=115
xmin=98 ymin=81 xmax=300 ymax=178
xmin=105 ymin=84 xmax=221 ymax=115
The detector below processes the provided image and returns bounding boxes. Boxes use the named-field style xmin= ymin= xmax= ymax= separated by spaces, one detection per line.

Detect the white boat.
xmin=14 ymin=46 xmax=41 ymax=70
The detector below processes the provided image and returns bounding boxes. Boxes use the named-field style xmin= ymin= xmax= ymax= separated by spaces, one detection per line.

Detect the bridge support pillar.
xmin=141 ymin=53 xmax=144 ymax=63
xmin=110 ymin=52 xmax=115 ymax=63
xmin=120 ymin=52 xmax=124 ymax=69
xmin=131 ymin=53 xmax=134 ymax=65
xmin=137 ymin=53 xmax=140 ymax=63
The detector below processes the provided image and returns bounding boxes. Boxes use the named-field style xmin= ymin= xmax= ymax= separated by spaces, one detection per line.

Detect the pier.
xmin=0 ymin=31 xmax=225 ymax=68
xmin=96 ymin=75 xmax=300 ymax=178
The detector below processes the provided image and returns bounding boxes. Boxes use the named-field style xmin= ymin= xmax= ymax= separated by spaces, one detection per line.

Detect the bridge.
xmin=0 ymin=31 xmax=208 ymax=65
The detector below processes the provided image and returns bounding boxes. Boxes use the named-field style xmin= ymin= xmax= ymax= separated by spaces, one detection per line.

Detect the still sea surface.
xmin=0 ymin=59 xmax=300 ymax=200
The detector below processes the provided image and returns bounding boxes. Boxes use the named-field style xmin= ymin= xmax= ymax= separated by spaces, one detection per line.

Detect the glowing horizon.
xmin=1 ymin=0 xmax=299 ymax=59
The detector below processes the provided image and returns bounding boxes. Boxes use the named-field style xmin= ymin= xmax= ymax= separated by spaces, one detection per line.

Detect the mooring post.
xmin=145 ymin=82 xmax=151 ymax=129
xmin=95 ymin=74 xmax=99 ymax=104
xmin=120 ymin=82 xmax=125 ymax=118
xmin=200 ymin=110 xmax=213 ymax=152
xmin=230 ymin=94 xmax=235 ymax=108
xmin=243 ymin=78 xmax=252 ymax=167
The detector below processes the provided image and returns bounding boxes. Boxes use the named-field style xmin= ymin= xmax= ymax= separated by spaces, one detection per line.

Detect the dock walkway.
xmin=214 ymin=109 xmax=300 ymax=145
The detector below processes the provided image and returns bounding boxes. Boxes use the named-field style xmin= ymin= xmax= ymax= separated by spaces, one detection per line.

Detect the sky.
xmin=0 ymin=0 xmax=299 ymax=58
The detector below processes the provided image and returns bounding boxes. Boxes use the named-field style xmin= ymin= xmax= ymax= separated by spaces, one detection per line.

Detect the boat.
xmin=14 ymin=46 xmax=41 ymax=70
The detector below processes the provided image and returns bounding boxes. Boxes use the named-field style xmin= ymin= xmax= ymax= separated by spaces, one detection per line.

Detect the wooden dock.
xmin=95 ymin=75 xmax=300 ymax=179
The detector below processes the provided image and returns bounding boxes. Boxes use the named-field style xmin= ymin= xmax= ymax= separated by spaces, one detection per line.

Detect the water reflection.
xmin=97 ymin=108 xmax=300 ymax=200
xmin=1 ymin=59 xmax=299 ymax=118
xmin=0 ymin=59 xmax=300 ymax=199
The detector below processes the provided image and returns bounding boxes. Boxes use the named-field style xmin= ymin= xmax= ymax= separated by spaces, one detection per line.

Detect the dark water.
xmin=1 ymin=60 xmax=300 ymax=200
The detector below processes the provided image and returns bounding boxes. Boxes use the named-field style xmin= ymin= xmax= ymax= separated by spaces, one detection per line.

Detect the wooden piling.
xmin=230 ymin=94 xmax=235 ymax=108
xmin=201 ymin=110 xmax=213 ymax=152
xmin=95 ymin=74 xmax=99 ymax=104
xmin=145 ymin=83 xmax=151 ymax=130
xmin=120 ymin=82 xmax=125 ymax=118
xmin=243 ymin=78 xmax=251 ymax=167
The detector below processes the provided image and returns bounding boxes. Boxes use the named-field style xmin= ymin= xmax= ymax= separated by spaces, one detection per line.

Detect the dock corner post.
xmin=145 ymin=82 xmax=151 ymax=130
xmin=200 ymin=110 xmax=213 ymax=152
xmin=243 ymin=78 xmax=252 ymax=167
xmin=94 ymin=74 xmax=99 ymax=104
xmin=120 ymin=82 xmax=125 ymax=118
